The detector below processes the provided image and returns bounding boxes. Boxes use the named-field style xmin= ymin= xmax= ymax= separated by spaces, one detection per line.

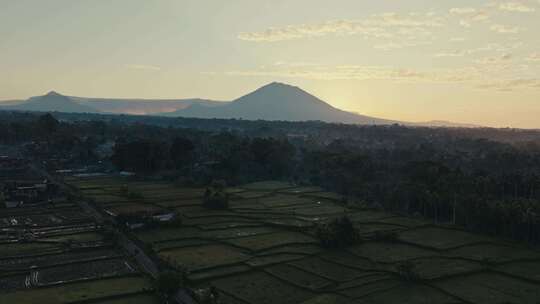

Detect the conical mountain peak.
xmin=45 ymin=91 xmax=63 ymax=97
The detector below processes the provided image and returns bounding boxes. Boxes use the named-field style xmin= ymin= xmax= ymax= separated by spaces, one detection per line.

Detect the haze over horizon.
xmin=2 ymin=1 xmax=540 ymax=128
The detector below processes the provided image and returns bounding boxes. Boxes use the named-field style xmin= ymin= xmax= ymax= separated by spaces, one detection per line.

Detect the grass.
xmin=212 ymin=271 xmax=314 ymax=304
xmin=299 ymin=294 xmax=352 ymax=304
xmin=241 ymin=181 xmax=293 ymax=191
xmin=65 ymin=178 xmax=540 ymax=304
xmin=201 ymin=226 xmax=277 ymax=240
xmin=226 ymin=232 xmax=317 ymax=252
xmin=266 ymin=264 xmax=333 ymax=290
xmin=44 ymin=232 xmax=105 ymax=243
xmin=348 ymin=242 xmax=437 ymax=263
xmin=398 ymin=227 xmax=492 ymax=250
xmin=159 ymin=244 xmax=248 ymax=271
xmin=0 ymin=242 xmax=62 ymax=257
xmin=91 ymin=293 xmax=161 ymax=304
xmin=399 ymin=257 xmax=482 ymax=280
xmin=304 ymin=192 xmax=345 ymax=202
xmin=363 ymin=284 xmax=459 ymax=304
xmin=496 ymin=261 xmax=540 ymax=282
xmin=0 ymin=276 xmax=151 ymax=304
xmin=434 ymin=272 xmax=540 ymax=304
xmin=289 ymin=257 xmax=363 ymax=282
xmin=105 ymin=203 xmax=165 ymax=216
xmin=136 ymin=227 xmax=202 ymax=243
xmin=446 ymin=243 xmax=540 ymax=263
xmin=245 ymin=253 xmax=305 ymax=267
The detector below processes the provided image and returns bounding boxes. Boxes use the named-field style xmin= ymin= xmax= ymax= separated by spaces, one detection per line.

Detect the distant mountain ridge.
xmin=0 ymin=83 xmax=478 ymax=127
xmin=71 ymin=97 xmax=222 ymax=115
xmin=4 ymin=91 xmax=100 ymax=114
xmin=0 ymin=92 xmax=222 ymax=115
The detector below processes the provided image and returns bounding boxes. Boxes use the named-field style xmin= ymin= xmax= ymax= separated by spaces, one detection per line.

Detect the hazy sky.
xmin=1 ymin=0 xmax=540 ymax=128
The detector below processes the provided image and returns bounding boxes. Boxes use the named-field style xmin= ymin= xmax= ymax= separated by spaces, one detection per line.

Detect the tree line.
xmin=1 ymin=112 xmax=539 ymax=243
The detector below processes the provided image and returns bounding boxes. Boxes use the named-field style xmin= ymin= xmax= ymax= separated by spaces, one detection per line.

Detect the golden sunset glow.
xmin=1 ymin=0 xmax=540 ymax=127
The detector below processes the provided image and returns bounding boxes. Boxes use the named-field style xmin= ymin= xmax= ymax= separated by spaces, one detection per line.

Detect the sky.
xmin=1 ymin=0 xmax=539 ymax=128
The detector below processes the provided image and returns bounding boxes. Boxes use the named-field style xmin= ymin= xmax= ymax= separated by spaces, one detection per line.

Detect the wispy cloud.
xmin=450 ymin=7 xmax=478 ymax=14
xmin=526 ymin=53 xmax=540 ymax=62
xmin=434 ymin=50 xmax=467 ymax=57
xmin=214 ymin=53 xmax=538 ymax=92
xmin=434 ymin=42 xmax=523 ymax=58
xmin=478 ymin=79 xmax=540 ymax=91
xmin=374 ymin=40 xmax=432 ymax=51
xmin=223 ymin=65 xmax=540 ymax=92
xmin=498 ymin=2 xmax=535 ymax=12
xmin=450 ymin=7 xmax=490 ymax=27
xmin=220 ymin=64 xmax=478 ymax=84
xmin=474 ymin=53 xmax=513 ymax=65
xmin=238 ymin=12 xmax=444 ymax=43
xmin=490 ymin=24 xmax=522 ymax=33
xmin=125 ymin=64 xmax=161 ymax=71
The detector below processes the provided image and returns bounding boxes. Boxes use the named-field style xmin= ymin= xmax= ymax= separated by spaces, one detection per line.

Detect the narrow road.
xmin=33 ymin=163 xmax=196 ymax=304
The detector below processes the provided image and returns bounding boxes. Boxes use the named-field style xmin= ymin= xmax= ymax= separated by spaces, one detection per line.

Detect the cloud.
xmin=220 ymin=64 xmax=482 ymax=84
xmin=238 ymin=12 xmax=444 ymax=43
xmin=490 ymin=24 xmax=521 ymax=33
xmin=526 ymin=53 xmax=540 ymax=62
xmin=373 ymin=43 xmax=406 ymax=51
xmin=459 ymin=20 xmax=472 ymax=27
xmin=477 ymin=79 xmax=540 ymax=91
xmin=474 ymin=53 xmax=513 ymax=65
xmin=498 ymin=2 xmax=535 ymax=12
xmin=470 ymin=42 xmax=524 ymax=53
xmin=125 ymin=64 xmax=161 ymax=71
xmin=216 ymin=55 xmax=539 ymax=92
xmin=374 ymin=40 xmax=432 ymax=51
xmin=450 ymin=7 xmax=490 ymax=27
xmin=434 ymin=50 xmax=467 ymax=57
xmin=450 ymin=7 xmax=477 ymax=14
xmin=450 ymin=37 xmax=466 ymax=42
xmin=434 ymin=42 xmax=523 ymax=58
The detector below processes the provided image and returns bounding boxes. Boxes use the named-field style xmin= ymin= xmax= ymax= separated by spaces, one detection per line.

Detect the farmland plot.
xmin=212 ymin=271 xmax=314 ymax=304
xmin=70 ymin=177 xmax=540 ymax=304
xmin=159 ymin=244 xmax=249 ymax=271
xmin=35 ymin=258 xmax=136 ymax=285
xmin=0 ymin=276 xmax=151 ymax=304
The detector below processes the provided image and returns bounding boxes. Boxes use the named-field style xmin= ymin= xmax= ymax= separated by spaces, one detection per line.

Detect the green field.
xmin=69 ymin=177 xmax=540 ymax=304
xmin=0 ymin=242 xmax=62 ymax=257
xmin=0 ymin=276 xmax=151 ymax=304
xmin=91 ymin=293 xmax=161 ymax=304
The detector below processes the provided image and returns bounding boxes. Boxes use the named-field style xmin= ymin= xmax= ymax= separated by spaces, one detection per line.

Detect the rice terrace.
xmin=20 ymin=175 xmax=536 ymax=304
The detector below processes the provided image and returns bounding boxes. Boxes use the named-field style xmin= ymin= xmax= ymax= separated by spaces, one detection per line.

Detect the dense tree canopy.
xmin=2 ymin=111 xmax=540 ymax=243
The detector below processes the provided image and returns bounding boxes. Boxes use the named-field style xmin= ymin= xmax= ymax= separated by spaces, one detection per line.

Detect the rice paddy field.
xmin=0 ymin=184 xmax=153 ymax=304
xmin=66 ymin=176 xmax=540 ymax=304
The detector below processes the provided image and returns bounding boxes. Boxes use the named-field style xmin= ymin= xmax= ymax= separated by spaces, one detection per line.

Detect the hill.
xmin=0 ymin=92 xmax=223 ymax=115
xmin=166 ymin=82 xmax=396 ymax=125
xmin=4 ymin=91 xmax=100 ymax=114
xmin=71 ymin=97 xmax=222 ymax=115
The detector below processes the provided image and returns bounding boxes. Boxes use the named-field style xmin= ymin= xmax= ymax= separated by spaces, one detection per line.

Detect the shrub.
xmin=371 ymin=230 xmax=398 ymax=242
xmin=396 ymin=261 xmax=421 ymax=282
xmin=193 ymin=286 xmax=221 ymax=304
xmin=315 ymin=216 xmax=359 ymax=248
xmin=119 ymin=185 xmax=144 ymax=199
xmin=154 ymin=271 xmax=183 ymax=295
xmin=203 ymin=181 xmax=229 ymax=209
